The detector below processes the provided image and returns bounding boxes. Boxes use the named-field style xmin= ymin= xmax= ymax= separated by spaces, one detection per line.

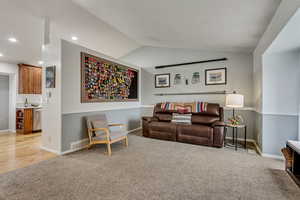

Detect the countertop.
xmin=16 ymin=106 xmax=43 ymax=109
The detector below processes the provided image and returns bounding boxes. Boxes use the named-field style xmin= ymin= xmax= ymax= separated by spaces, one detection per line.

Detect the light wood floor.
xmin=0 ymin=132 xmax=56 ymax=174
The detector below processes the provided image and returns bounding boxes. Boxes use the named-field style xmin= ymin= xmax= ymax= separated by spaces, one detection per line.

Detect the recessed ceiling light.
xmin=38 ymin=61 xmax=44 ymax=65
xmin=71 ymin=36 xmax=78 ymax=41
xmin=0 ymin=53 xmax=3 ymax=57
xmin=8 ymin=37 xmax=18 ymax=43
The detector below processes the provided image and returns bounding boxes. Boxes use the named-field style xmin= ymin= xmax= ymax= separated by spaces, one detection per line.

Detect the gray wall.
xmin=260 ymin=50 xmax=300 ymax=156
xmin=61 ymin=108 xmax=141 ymax=152
xmin=122 ymin=46 xmax=254 ymax=107
xmin=60 ymin=40 xmax=142 ymax=152
xmin=0 ymin=75 xmax=9 ymax=130
xmin=61 ymin=40 xmax=141 ymax=114
xmin=262 ymin=114 xmax=298 ymax=155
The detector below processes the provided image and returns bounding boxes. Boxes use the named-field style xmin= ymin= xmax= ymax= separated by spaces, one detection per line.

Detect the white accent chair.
xmin=86 ymin=114 xmax=128 ymax=156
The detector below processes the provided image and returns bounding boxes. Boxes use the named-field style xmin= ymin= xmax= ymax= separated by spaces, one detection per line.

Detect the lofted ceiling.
xmin=0 ymin=0 xmax=281 ymax=65
xmin=73 ymin=0 xmax=281 ymax=53
xmin=0 ymin=0 xmax=140 ymax=65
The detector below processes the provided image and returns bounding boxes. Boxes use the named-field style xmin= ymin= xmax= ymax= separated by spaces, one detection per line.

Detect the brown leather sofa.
xmin=142 ymin=103 xmax=225 ymax=147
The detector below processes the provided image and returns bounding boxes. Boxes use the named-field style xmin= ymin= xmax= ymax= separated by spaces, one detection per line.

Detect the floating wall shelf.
xmin=154 ymin=91 xmax=233 ymax=96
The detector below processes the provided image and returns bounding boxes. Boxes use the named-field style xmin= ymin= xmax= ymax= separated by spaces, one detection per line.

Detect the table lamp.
xmin=226 ymin=91 xmax=244 ymax=117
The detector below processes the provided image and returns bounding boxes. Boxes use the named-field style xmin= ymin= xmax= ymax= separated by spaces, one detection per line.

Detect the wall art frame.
xmin=81 ymin=52 xmax=139 ymax=103
xmin=205 ymin=67 xmax=227 ymax=86
xmin=155 ymin=73 xmax=170 ymax=88
xmin=46 ymin=65 xmax=56 ymax=88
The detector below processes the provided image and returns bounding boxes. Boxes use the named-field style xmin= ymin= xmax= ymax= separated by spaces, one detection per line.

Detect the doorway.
xmin=0 ymin=74 xmax=9 ymax=132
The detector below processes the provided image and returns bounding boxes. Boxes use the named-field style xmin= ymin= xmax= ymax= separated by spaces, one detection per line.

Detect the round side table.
xmin=224 ymin=124 xmax=247 ymax=151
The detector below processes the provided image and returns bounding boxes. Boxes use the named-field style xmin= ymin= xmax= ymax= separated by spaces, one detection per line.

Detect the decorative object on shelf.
xmin=155 ymin=73 xmax=170 ymax=88
xmin=225 ymin=91 xmax=244 ymax=119
xmin=81 ymin=52 xmax=138 ymax=102
xmin=205 ymin=67 xmax=227 ymax=85
xmin=46 ymin=66 xmax=56 ymax=88
xmin=174 ymin=74 xmax=182 ymax=85
xmin=227 ymin=115 xmax=244 ymax=125
xmin=191 ymin=72 xmax=200 ymax=84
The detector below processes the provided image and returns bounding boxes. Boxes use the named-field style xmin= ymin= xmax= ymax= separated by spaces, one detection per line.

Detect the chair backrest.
xmin=86 ymin=114 xmax=109 ymax=132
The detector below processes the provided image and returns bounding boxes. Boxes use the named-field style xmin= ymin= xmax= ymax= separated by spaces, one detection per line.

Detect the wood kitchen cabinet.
xmin=16 ymin=108 xmax=33 ymax=134
xmin=18 ymin=64 xmax=42 ymax=94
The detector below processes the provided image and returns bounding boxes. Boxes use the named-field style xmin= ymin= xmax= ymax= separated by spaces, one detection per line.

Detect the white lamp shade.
xmin=226 ymin=94 xmax=244 ymax=108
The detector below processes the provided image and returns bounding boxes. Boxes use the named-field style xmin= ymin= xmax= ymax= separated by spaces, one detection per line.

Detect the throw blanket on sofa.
xmin=161 ymin=102 xmax=208 ymax=113
xmin=171 ymin=113 xmax=192 ymax=124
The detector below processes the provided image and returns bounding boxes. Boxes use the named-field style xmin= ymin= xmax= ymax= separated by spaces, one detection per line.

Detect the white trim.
xmin=141 ymin=105 xmax=155 ymax=108
xmin=261 ymin=112 xmax=299 ymax=116
xmin=62 ymin=106 xmax=142 ymax=115
xmin=60 ymin=127 xmax=142 ymax=155
xmin=225 ymin=136 xmax=255 ymax=143
xmin=0 ymin=129 xmax=9 ymax=133
xmin=223 ymin=107 xmax=255 ymax=111
xmin=127 ymin=127 xmax=142 ymax=133
xmin=253 ymin=141 xmax=262 ymax=155
xmin=261 ymin=153 xmax=284 ymax=160
xmin=40 ymin=146 xmax=61 ymax=155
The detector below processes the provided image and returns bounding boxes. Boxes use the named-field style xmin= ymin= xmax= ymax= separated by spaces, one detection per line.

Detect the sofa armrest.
xmin=212 ymin=121 xmax=225 ymax=127
xmin=142 ymin=117 xmax=157 ymax=137
xmin=142 ymin=116 xmax=156 ymax=122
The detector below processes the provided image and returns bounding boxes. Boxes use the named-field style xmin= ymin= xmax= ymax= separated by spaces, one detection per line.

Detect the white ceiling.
xmin=0 ymin=0 xmax=140 ymax=65
xmin=266 ymin=8 xmax=300 ymax=54
xmin=0 ymin=1 xmax=44 ymax=65
xmin=74 ymin=0 xmax=281 ymax=53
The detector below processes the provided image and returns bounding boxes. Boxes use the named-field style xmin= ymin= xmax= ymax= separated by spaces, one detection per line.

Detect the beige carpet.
xmin=0 ymin=134 xmax=299 ymax=200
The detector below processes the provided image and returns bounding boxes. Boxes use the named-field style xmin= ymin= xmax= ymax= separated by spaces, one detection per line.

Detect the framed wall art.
xmin=46 ymin=66 xmax=56 ymax=88
xmin=155 ymin=73 xmax=170 ymax=88
xmin=81 ymin=52 xmax=139 ymax=102
xmin=205 ymin=68 xmax=227 ymax=85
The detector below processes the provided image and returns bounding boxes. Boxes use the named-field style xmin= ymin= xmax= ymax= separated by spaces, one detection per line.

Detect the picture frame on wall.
xmin=46 ymin=66 xmax=56 ymax=88
xmin=205 ymin=68 xmax=227 ymax=85
xmin=155 ymin=73 xmax=170 ymax=88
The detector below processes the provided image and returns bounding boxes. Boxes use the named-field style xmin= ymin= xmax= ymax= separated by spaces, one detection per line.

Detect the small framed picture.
xmin=205 ymin=68 xmax=227 ymax=85
xmin=46 ymin=66 xmax=56 ymax=88
xmin=155 ymin=73 xmax=170 ymax=88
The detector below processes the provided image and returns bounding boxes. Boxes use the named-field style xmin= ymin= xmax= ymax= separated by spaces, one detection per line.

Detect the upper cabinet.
xmin=18 ymin=64 xmax=42 ymax=94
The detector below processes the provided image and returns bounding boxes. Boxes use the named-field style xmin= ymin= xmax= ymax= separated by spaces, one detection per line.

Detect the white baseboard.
xmin=128 ymin=127 xmax=142 ymax=134
xmin=0 ymin=129 xmax=16 ymax=134
xmin=40 ymin=146 xmax=61 ymax=155
xmin=225 ymin=136 xmax=255 ymax=143
xmin=60 ymin=127 xmax=142 ymax=155
xmin=261 ymin=153 xmax=284 ymax=160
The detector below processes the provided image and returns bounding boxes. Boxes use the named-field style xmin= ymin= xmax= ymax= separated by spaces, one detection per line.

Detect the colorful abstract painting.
xmin=81 ymin=52 xmax=138 ymax=102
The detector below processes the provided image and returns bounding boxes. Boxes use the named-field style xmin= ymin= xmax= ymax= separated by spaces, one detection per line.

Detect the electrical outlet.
xmin=48 ymin=136 xmax=51 ymax=143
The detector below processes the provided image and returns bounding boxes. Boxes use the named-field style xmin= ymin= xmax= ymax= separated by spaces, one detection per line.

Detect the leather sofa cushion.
xmin=192 ymin=103 xmax=220 ymax=116
xmin=150 ymin=121 xmax=177 ymax=133
xmin=156 ymin=113 xmax=172 ymax=122
xmin=177 ymin=124 xmax=213 ymax=138
xmin=155 ymin=103 xmax=220 ymax=116
xmin=192 ymin=115 xmax=219 ymax=125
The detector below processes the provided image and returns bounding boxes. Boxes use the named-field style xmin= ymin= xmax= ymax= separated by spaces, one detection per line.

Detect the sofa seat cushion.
xmin=191 ymin=115 xmax=219 ymax=125
xmin=177 ymin=124 xmax=213 ymax=138
xmin=150 ymin=121 xmax=176 ymax=133
xmin=156 ymin=113 xmax=172 ymax=122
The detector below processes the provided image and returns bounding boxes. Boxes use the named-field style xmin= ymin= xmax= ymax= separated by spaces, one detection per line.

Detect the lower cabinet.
xmin=16 ymin=109 xmax=33 ymax=134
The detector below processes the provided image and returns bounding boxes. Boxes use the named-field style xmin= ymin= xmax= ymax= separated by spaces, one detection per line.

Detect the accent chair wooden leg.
xmin=87 ymin=143 xmax=93 ymax=150
xmin=125 ymin=136 xmax=128 ymax=147
xmin=107 ymin=143 xmax=112 ymax=156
